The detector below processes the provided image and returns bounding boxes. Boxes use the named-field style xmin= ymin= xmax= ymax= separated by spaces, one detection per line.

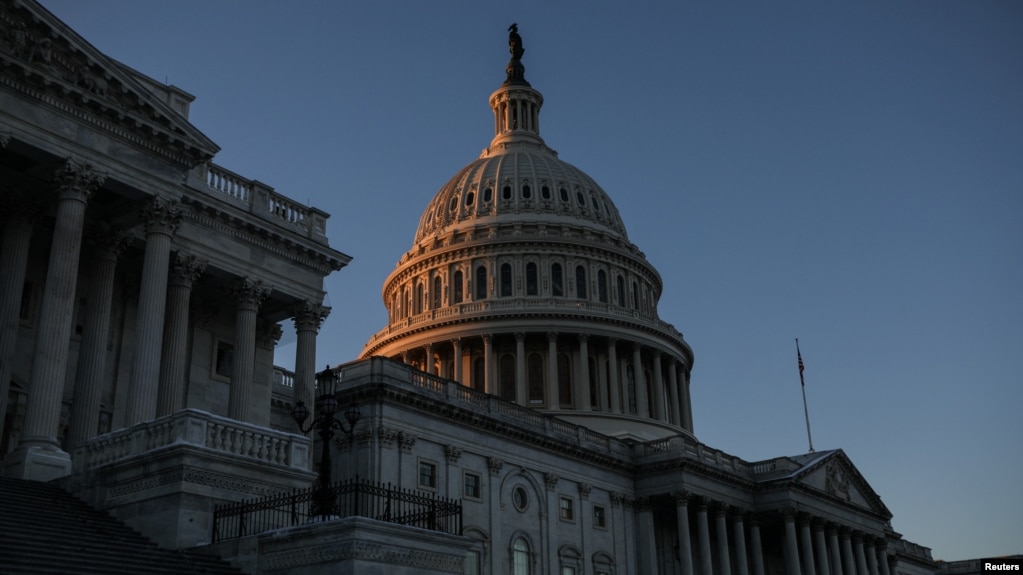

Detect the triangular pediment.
xmin=0 ymin=0 xmax=219 ymax=166
xmin=792 ymin=450 xmax=892 ymax=518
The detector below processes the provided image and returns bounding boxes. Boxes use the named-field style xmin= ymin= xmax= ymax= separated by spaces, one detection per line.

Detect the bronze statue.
xmin=508 ymin=23 xmax=524 ymax=61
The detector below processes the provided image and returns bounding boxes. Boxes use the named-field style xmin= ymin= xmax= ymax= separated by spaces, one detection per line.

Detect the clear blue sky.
xmin=42 ymin=0 xmax=1022 ymax=560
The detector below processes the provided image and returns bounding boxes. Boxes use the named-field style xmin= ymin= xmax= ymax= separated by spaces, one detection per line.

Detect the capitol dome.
xmin=362 ymin=29 xmax=694 ymax=441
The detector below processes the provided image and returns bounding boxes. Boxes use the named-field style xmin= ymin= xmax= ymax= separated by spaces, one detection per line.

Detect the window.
xmin=483 ymin=187 xmax=493 ymax=202
xmin=503 ymin=185 xmax=513 ymax=200
xmin=475 ymin=266 xmax=487 ymax=300
xmin=551 ymin=263 xmax=563 ymax=297
xmin=616 ymin=275 xmax=625 ymax=306
xmin=414 ymin=280 xmax=423 ymax=315
xmin=512 ymin=486 xmax=529 ymax=511
xmin=513 ymin=537 xmax=530 ymax=575
xmin=419 ymin=461 xmax=437 ymax=489
xmin=632 ymin=281 xmax=639 ymax=309
xmin=559 ymin=187 xmax=569 ymax=202
xmin=528 ymin=354 xmax=544 ymax=404
xmin=449 ymin=197 xmax=458 ymax=212
xmin=525 ymin=262 xmax=538 ymax=295
xmin=465 ymin=191 xmax=475 ymax=206
xmin=464 ymin=472 xmax=481 ymax=499
xmin=433 ymin=276 xmax=442 ymax=309
xmin=559 ymin=496 xmax=574 ymax=521
xmin=558 ymin=353 xmax=572 ymax=406
xmin=472 ymin=357 xmax=485 ymax=392
xmin=593 ymin=505 xmax=607 ymax=528
xmin=575 ymin=266 xmax=587 ymax=300
xmin=522 ymin=184 xmax=531 ymax=199
xmin=541 ymin=185 xmax=551 ymax=199
xmin=466 ymin=549 xmax=481 ymax=575
xmin=500 ymin=263 xmax=512 ymax=297
xmin=500 ymin=354 xmax=516 ymax=401
xmin=576 ymin=191 xmax=585 ymax=206
xmin=453 ymin=270 xmax=464 ymax=304
xmin=214 ymin=341 xmax=234 ymax=379
xmin=597 ymin=269 xmax=607 ymax=303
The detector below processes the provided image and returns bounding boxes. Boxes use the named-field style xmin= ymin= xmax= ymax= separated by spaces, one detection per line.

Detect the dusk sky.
xmin=41 ymin=1 xmax=1022 ymax=560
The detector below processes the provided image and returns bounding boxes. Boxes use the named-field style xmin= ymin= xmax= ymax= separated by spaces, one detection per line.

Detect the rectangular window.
xmin=593 ymin=505 xmax=607 ymax=528
xmin=559 ymin=496 xmax=574 ymax=521
xmin=214 ymin=341 xmax=234 ymax=379
xmin=464 ymin=472 xmax=481 ymax=499
xmin=465 ymin=549 xmax=481 ymax=575
xmin=419 ymin=461 xmax=437 ymax=489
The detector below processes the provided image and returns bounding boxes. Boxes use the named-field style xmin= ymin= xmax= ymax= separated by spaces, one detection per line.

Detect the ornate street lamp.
xmin=291 ymin=364 xmax=361 ymax=521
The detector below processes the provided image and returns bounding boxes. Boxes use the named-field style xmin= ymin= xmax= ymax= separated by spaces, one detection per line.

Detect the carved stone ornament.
xmin=487 ymin=456 xmax=504 ymax=476
xmin=578 ymin=482 xmax=592 ymax=500
xmin=543 ymin=471 xmax=559 ymax=491
xmin=256 ymin=320 xmax=283 ymax=349
xmin=53 ymin=158 xmax=105 ymax=202
xmin=169 ymin=251 xmax=207 ymax=288
xmin=397 ymin=430 xmax=417 ymax=453
xmin=292 ymin=300 xmax=330 ymax=332
xmin=826 ymin=461 xmax=851 ymax=501
xmin=139 ymin=197 xmax=183 ymax=236
xmin=230 ymin=277 xmax=271 ymax=311
xmin=444 ymin=445 xmax=463 ymax=464
xmin=85 ymin=223 xmax=132 ymax=262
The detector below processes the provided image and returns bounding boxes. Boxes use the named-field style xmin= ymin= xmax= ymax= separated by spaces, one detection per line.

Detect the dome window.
xmin=449 ymin=197 xmax=458 ymax=212
xmin=483 ymin=187 xmax=493 ymax=202
xmin=500 ymin=263 xmax=513 ymax=297
xmin=502 ymin=185 xmax=512 ymax=200
xmin=551 ymin=263 xmax=564 ymax=297
xmin=575 ymin=265 xmax=587 ymax=299
xmin=526 ymin=262 xmax=538 ymax=295
xmin=576 ymin=191 xmax=586 ymax=206
xmin=598 ymin=269 xmax=608 ymax=303
xmin=559 ymin=188 xmax=569 ymax=202
xmin=475 ymin=266 xmax=487 ymax=300
xmin=541 ymin=185 xmax=551 ymax=199
xmin=522 ymin=184 xmax=531 ymax=199
xmin=452 ymin=270 xmax=464 ymax=304
xmin=465 ymin=191 xmax=475 ymax=206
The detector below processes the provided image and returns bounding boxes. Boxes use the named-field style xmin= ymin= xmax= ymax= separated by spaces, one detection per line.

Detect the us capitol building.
xmin=0 ymin=2 xmax=949 ymax=574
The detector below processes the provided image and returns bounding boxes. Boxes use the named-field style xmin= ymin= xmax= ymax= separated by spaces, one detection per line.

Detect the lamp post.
xmin=291 ymin=364 xmax=361 ymax=521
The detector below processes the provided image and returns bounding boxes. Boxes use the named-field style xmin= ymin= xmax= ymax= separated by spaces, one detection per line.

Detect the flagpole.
xmin=796 ymin=338 xmax=814 ymax=453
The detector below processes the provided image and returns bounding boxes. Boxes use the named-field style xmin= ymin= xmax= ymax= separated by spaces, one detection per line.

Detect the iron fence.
xmin=212 ymin=476 xmax=462 ymax=542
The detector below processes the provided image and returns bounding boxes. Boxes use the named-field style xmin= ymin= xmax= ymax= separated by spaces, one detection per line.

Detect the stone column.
xmin=651 ymin=351 xmax=665 ymax=420
xmin=828 ymin=526 xmax=844 ymax=575
xmin=876 ymin=541 xmax=891 ymax=575
xmin=155 ymin=252 xmax=206 ymax=417
xmin=228 ymin=277 xmax=270 ymax=422
xmin=675 ymin=492 xmax=695 ymax=575
xmin=683 ymin=371 xmax=694 ymax=431
xmin=547 ymin=332 xmax=559 ymax=408
xmin=750 ymin=515 xmax=765 ymax=575
xmin=0 ymin=196 xmax=42 ymax=431
xmin=854 ymin=534 xmax=869 ymax=575
xmin=607 ymin=338 xmax=621 ymax=413
xmin=577 ymin=334 xmax=591 ymax=410
xmin=865 ymin=539 xmax=879 ymax=575
xmin=68 ymin=227 xmax=129 ymax=446
xmin=814 ymin=522 xmax=832 ymax=575
xmin=637 ymin=497 xmax=659 ymax=575
xmin=482 ymin=334 xmax=494 ymax=394
xmin=841 ymin=530 xmax=857 ymax=575
xmin=515 ymin=332 xmax=526 ymax=405
xmin=424 ymin=342 xmax=434 ymax=375
xmin=451 ymin=338 xmax=463 ymax=385
xmin=10 ymin=160 xmax=103 ymax=481
xmin=125 ymin=197 xmax=181 ymax=425
xmin=292 ymin=301 xmax=329 ymax=428
xmin=633 ymin=343 xmax=649 ymax=417
xmin=782 ymin=510 xmax=803 ymax=575
xmin=800 ymin=515 xmax=817 ymax=575
xmin=695 ymin=499 xmax=713 ymax=575
xmin=733 ymin=510 xmax=749 ymax=575
xmin=668 ymin=361 xmax=681 ymax=425
xmin=715 ymin=506 xmax=732 ymax=575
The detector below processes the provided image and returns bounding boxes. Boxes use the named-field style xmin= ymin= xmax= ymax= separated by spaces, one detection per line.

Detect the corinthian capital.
xmin=230 ymin=277 xmax=271 ymax=311
xmin=169 ymin=251 xmax=207 ymax=288
xmin=292 ymin=300 xmax=330 ymax=332
xmin=139 ymin=197 xmax=182 ymax=236
xmin=53 ymin=158 xmax=105 ymax=202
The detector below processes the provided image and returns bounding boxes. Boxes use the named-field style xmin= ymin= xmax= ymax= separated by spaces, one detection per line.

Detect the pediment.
xmin=0 ymin=0 xmax=219 ymax=166
xmin=794 ymin=450 xmax=891 ymax=518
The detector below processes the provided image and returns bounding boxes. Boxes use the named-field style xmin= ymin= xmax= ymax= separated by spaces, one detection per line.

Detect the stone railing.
xmin=638 ymin=435 xmax=752 ymax=476
xmin=272 ymin=366 xmax=295 ymax=388
xmin=72 ymin=408 xmax=311 ymax=472
xmin=188 ymin=161 xmax=328 ymax=243
xmin=749 ymin=456 xmax=802 ymax=477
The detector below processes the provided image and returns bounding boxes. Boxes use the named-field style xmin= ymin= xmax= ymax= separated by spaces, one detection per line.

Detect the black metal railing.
xmin=211 ymin=477 xmax=462 ymax=542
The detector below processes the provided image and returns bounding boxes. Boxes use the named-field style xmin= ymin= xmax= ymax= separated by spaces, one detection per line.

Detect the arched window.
xmin=465 ymin=191 xmax=475 ymax=206
xmin=551 ymin=263 xmax=564 ymax=297
xmin=500 ymin=263 xmax=513 ymax=297
xmin=527 ymin=353 xmax=544 ymax=404
xmin=414 ymin=281 xmax=424 ymax=315
xmin=522 ymin=184 xmax=531 ymax=199
xmin=500 ymin=354 xmax=516 ymax=401
xmin=558 ymin=353 xmax=572 ymax=407
xmin=472 ymin=357 xmax=485 ymax=392
xmin=597 ymin=269 xmax=608 ymax=303
xmin=626 ymin=364 xmax=637 ymax=414
xmin=432 ymin=276 xmax=441 ymax=309
xmin=476 ymin=266 xmax=488 ymax=300
xmin=541 ymin=185 xmax=551 ymax=199
xmin=453 ymin=270 xmax=463 ymax=304
xmin=503 ymin=185 xmax=513 ymax=200
xmin=402 ymin=286 xmax=410 ymax=318
xmin=616 ymin=275 xmax=625 ymax=306
xmin=632 ymin=281 xmax=639 ymax=309
xmin=589 ymin=357 xmax=599 ymax=409
xmin=559 ymin=187 xmax=569 ymax=202
xmin=575 ymin=266 xmax=587 ymax=300
xmin=526 ymin=262 xmax=538 ymax=295
xmin=483 ymin=187 xmax=493 ymax=202
xmin=513 ymin=537 xmax=531 ymax=575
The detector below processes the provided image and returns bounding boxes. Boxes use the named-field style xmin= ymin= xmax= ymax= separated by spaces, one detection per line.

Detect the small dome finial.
xmin=504 ymin=23 xmax=529 ymax=87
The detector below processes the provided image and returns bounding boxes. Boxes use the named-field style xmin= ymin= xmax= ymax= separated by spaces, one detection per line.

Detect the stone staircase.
xmin=0 ymin=476 xmax=244 ymax=575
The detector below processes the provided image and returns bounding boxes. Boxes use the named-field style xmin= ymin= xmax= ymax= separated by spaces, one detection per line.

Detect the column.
xmin=547 ymin=332 xmax=559 ymax=408
xmin=668 ymin=361 xmax=682 ymax=425
xmin=292 ymin=300 xmax=329 ymax=427
xmin=800 ymin=515 xmax=818 ymax=575
xmin=651 ymin=351 xmax=665 ymax=420
xmin=424 ymin=342 xmax=434 ymax=375
xmin=125 ymin=197 xmax=181 ymax=425
xmin=696 ymin=499 xmax=713 ymax=575
xmin=683 ymin=371 xmax=694 ymax=431
xmin=607 ymin=338 xmax=621 ymax=413
xmin=68 ymin=227 xmax=129 ymax=446
xmin=675 ymin=492 xmax=695 ymax=575
xmin=515 ymin=333 xmax=526 ymax=405
xmin=482 ymin=334 xmax=494 ymax=394
xmin=876 ymin=541 xmax=891 ymax=575
xmin=576 ymin=334 xmax=591 ymax=410
xmin=0 ymin=197 xmax=41 ymax=431
xmin=451 ymin=338 xmax=463 ymax=385
xmin=633 ymin=343 xmax=649 ymax=417
xmin=637 ymin=498 xmax=659 ymax=575
xmin=228 ymin=277 xmax=270 ymax=422
xmin=828 ymin=526 xmax=844 ymax=575
xmin=865 ymin=539 xmax=879 ymax=575
xmin=749 ymin=515 xmax=765 ymax=575
xmin=715 ymin=507 xmax=732 ymax=575
xmin=783 ymin=510 xmax=803 ymax=575
xmin=854 ymin=534 xmax=869 ymax=575
xmin=841 ymin=529 xmax=857 ymax=575
xmin=155 ymin=252 xmax=206 ymax=416
xmin=733 ymin=510 xmax=749 ymax=575
xmin=814 ymin=522 xmax=832 ymax=575
xmin=9 ymin=160 xmax=103 ymax=481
